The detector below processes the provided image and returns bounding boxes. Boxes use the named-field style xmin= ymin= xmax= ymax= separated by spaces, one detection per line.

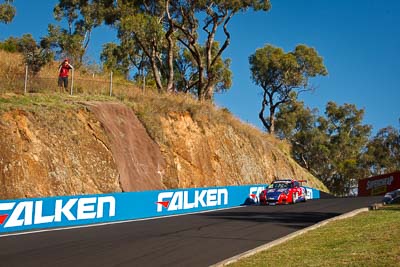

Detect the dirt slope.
xmin=86 ymin=102 xmax=165 ymax=191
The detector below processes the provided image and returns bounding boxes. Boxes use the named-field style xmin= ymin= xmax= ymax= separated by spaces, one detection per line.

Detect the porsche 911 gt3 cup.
xmin=259 ymin=179 xmax=307 ymax=205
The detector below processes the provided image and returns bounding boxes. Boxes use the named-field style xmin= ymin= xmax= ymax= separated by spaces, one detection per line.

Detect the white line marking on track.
xmin=0 ymin=206 xmax=244 ymax=238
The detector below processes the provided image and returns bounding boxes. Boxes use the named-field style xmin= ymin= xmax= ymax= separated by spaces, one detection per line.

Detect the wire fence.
xmin=0 ymin=65 xmax=144 ymax=97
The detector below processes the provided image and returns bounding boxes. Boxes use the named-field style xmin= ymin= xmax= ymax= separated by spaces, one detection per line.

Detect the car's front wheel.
xmin=292 ymin=192 xmax=298 ymax=204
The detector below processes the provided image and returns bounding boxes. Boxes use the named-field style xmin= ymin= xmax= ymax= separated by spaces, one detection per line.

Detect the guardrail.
xmin=0 ymin=184 xmax=320 ymax=234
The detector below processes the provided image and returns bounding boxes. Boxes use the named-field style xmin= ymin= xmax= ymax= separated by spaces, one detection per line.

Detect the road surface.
xmin=0 ymin=196 xmax=381 ymax=267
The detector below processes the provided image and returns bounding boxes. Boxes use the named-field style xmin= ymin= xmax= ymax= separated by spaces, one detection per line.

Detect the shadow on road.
xmin=199 ymin=211 xmax=341 ymax=228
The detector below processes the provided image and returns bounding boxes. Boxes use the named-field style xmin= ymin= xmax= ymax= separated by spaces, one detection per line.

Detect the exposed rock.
xmin=0 ymin=98 xmax=327 ymax=200
xmin=158 ymin=112 xmax=326 ymax=190
xmin=0 ymin=107 xmax=121 ymax=199
xmin=86 ymin=102 xmax=165 ymax=192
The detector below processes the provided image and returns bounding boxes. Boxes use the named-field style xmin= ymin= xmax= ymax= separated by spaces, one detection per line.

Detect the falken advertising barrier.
xmin=0 ymin=184 xmax=320 ymax=234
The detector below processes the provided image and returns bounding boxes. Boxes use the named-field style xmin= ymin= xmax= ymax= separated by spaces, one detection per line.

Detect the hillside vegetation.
xmin=0 ymin=50 xmax=328 ymax=199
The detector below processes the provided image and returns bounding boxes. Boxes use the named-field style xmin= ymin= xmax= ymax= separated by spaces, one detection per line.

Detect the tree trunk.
xmin=204 ymin=83 xmax=214 ymax=100
xmin=197 ymin=65 xmax=205 ymax=100
xmin=166 ymin=32 xmax=174 ymax=93
xmin=269 ymin=102 xmax=276 ymax=134
xmin=165 ymin=0 xmax=175 ymax=93
xmin=259 ymin=89 xmax=271 ymax=133
xmin=150 ymin=49 xmax=163 ymax=93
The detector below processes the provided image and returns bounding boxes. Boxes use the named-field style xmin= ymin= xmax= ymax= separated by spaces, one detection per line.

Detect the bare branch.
xmin=210 ymin=11 xmax=233 ymax=67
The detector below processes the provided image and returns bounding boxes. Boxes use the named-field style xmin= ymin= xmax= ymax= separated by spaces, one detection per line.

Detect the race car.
xmin=259 ymin=179 xmax=307 ymax=205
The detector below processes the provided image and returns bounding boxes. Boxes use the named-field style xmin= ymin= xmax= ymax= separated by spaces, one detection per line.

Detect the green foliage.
xmin=249 ymin=44 xmax=327 ymax=134
xmin=100 ymin=43 xmax=130 ymax=78
xmin=43 ymin=0 xmax=106 ymax=66
xmin=360 ymin=126 xmax=400 ymax=176
xmin=293 ymin=44 xmax=328 ymax=81
xmin=277 ymin=99 xmax=400 ymax=195
xmin=20 ymin=35 xmax=54 ymax=75
xmin=171 ymin=0 xmax=271 ymax=100
xmin=43 ymin=24 xmax=84 ymax=65
xmin=97 ymin=0 xmax=270 ymax=100
xmin=110 ymin=1 xmax=171 ymax=92
xmin=249 ymin=45 xmax=328 ymax=133
xmin=0 ymin=34 xmax=53 ymax=75
xmin=322 ymin=102 xmax=372 ymax=194
xmin=0 ymin=36 xmax=19 ymax=52
xmin=0 ymin=0 xmax=15 ymax=24
xmin=276 ymin=99 xmax=329 ymax=173
xmin=250 ymin=46 xmax=297 ymax=89
xmin=174 ymin=42 xmax=233 ymax=96
xmin=276 ymin=99 xmax=372 ymax=195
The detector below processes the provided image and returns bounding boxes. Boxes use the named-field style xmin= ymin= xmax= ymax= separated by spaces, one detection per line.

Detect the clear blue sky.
xmin=1 ymin=0 xmax=399 ymax=135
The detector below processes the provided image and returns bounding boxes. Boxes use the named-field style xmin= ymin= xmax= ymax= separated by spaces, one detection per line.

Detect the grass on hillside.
xmin=0 ymin=91 xmax=278 ymax=152
xmin=0 ymin=50 xmax=286 ymax=150
xmin=229 ymin=204 xmax=400 ymax=267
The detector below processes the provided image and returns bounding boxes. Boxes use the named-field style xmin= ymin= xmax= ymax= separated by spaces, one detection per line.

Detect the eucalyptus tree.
xmin=0 ymin=36 xmax=19 ymax=52
xmin=100 ymin=42 xmax=131 ymax=78
xmin=170 ymin=0 xmax=271 ymax=100
xmin=360 ymin=126 xmax=400 ymax=176
xmin=44 ymin=0 xmax=106 ymax=66
xmin=16 ymin=34 xmax=53 ymax=75
xmin=0 ymin=35 xmax=53 ymax=75
xmin=173 ymin=42 xmax=232 ymax=96
xmin=275 ymin=100 xmax=372 ymax=195
xmin=0 ymin=0 xmax=15 ymax=24
xmin=118 ymin=2 xmax=168 ymax=92
xmin=99 ymin=0 xmax=270 ymax=99
xmin=99 ymin=0 xmax=175 ymax=92
xmin=275 ymin=97 xmax=330 ymax=173
xmin=101 ymin=38 xmax=150 ymax=84
xmin=249 ymin=44 xmax=327 ymax=134
xmin=174 ymin=47 xmax=198 ymax=93
xmin=321 ymin=102 xmax=371 ymax=195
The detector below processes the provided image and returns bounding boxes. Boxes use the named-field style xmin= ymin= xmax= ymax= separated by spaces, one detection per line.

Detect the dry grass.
xmin=0 ymin=50 xmax=26 ymax=93
xmin=0 ymin=50 xmax=141 ymax=95
xmin=0 ymin=49 xmax=294 ymax=161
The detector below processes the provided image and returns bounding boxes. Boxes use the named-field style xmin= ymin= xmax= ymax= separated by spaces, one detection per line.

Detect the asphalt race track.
xmin=0 ymin=196 xmax=381 ymax=267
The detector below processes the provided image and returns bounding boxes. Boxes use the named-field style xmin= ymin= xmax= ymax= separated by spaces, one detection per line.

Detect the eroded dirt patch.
xmin=86 ymin=102 xmax=165 ymax=191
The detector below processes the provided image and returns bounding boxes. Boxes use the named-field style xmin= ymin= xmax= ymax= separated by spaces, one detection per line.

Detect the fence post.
xmin=24 ymin=65 xmax=28 ymax=94
xmin=143 ymin=74 xmax=146 ymax=93
xmin=70 ymin=68 xmax=74 ymax=95
xmin=110 ymin=71 xmax=113 ymax=96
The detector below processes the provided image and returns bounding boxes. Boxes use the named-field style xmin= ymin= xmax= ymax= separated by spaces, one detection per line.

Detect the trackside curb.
xmin=210 ymin=207 xmax=370 ymax=267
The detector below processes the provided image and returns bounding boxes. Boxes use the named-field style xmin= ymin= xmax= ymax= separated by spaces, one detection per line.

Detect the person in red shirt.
xmin=58 ymin=59 xmax=74 ymax=92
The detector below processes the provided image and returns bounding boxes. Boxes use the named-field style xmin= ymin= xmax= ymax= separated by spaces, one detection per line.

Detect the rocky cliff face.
xmin=0 ymin=97 xmax=326 ymax=200
xmin=0 ymin=106 xmax=121 ymax=199
xmin=158 ymin=112 xmax=325 ymax=190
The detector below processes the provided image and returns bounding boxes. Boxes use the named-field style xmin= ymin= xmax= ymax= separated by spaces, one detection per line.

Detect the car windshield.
xmin=269 ymin=182 xmax=291 ymax=189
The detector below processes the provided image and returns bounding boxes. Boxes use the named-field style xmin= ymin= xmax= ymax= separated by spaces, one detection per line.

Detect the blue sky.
xmin=1 ymin=0 xmax=399 ymax=135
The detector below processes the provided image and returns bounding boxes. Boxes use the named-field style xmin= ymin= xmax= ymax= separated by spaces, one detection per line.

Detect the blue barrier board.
xmin=0 ymin=184 xmax=319 ymax=234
